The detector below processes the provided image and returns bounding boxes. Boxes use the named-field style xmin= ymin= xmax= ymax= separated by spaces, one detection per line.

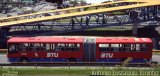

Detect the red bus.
xmin=96 ymin=37 xmax=153 ymax=63
xmin=7 ymin=37 xmax=84 ymax=62
xmin=7 ymin=37 xmax=153 ymax=63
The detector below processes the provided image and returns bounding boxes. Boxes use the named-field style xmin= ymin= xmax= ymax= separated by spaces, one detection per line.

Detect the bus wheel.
xmin=68 ymin=58 xmax=77 ymax=62
xmin=20 ymin=58 xmax=29 ymax=63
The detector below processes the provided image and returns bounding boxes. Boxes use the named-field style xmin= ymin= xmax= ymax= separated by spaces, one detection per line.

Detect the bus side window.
xmin=41 ymin=43 xmax=45 ymax=51
xmin=111 ymin=44 xmax=119 ymax=52
xmin=124 ymin=44 xmax=131 ymax=52
xmin=55 ymin=43 xmax=65 ymax=52
xmin=65 ymin=44 xmax=69 ymax=51
xmin=19 ymin=43 xmax=28 ymax=51
xmin=9 ymin=44 xmax=17 ymax=53
xmin=34 ymin=43 xmax=40 ymax=51
xmin=65 ymin=43 xmax=80 ymax=52
xmin=121 ymin=44 xmax=125 ymax=52
xmin=141 ymin=44 xmax=148 ymax=52
xmin=75 ymin=44 xmax=80 ymax=51
xmin=119 ymin=44 xmax=123 ymax=51
xmin=66 ymin=44 xmax=73 ymax=51
xmin=136 ymin=44 xmax=140 ymax=52
xmin=30 ymin=43 xmax=34 ymax=51
xmin=99 ymin=44 xmax=109 ymax=52
xmin=70 ymin=44 xmax=75 ymax=51
xmin=68 ymin=44 xmax=80 ymax=52
xmin=130 ymin=44 xmax=136 ymax=51
xmin=45 ymin=43 xmax=50 ymax=51
xmin=61 ymin=44 xmax=65 ymax=51
xmin=52 ymin=44 xmax=55 ymax=51
xmin=38 ymin=43 xmax=43 ymax=51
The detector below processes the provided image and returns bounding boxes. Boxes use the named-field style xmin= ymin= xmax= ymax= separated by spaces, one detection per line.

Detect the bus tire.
xmin=20 ymin=58 xmax=29 ymax=63
xmin=68 ymin=58 xmax=77 ymax=62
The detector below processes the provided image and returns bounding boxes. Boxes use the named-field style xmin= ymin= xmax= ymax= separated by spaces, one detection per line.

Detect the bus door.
xmin=83 ymin=38 xmax=96 ymax=62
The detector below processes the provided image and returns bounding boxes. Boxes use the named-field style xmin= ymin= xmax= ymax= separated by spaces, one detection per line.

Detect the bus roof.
xmin=8 ymin=37 xmax=84 ymax=43
xmin=96 ymin=37 xmax=152 ymax=43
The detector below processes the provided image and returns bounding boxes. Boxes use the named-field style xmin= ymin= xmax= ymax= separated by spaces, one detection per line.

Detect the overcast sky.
xmin=85 ymin=0 xmax=110 ymax=4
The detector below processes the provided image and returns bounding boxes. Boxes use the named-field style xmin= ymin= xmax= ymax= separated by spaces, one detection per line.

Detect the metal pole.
xmin=132 ymin=23 xmax=138 ymax=36
xmin=71 ymin=18 xmax=75 ymax=30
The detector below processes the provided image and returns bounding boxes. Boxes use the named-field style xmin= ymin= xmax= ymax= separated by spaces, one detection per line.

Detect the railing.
xmin=0 ymin=1 xmax=159 ymax=27
xmin=153 ymin=50 xmax=160 ymax=52
xmin=0 ymin=49 xmax=7 ymax=53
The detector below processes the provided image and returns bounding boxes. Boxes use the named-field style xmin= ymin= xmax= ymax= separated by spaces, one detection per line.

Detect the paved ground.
xmin=152 ymin=55 xmax=160 ymax=64
xmin=0 ymin=54 xmax=159 ymax=64
xmin=0 ymin=54 xmax=9 ymax=64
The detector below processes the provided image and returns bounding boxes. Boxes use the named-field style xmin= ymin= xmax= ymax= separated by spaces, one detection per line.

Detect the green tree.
xmin=70 ymin=0 xmax=87 ymax=5
xmin=80 ymin=0 xmax=87 ymax=5
xmin=70 ymin=0 xmax=78 ymax=5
